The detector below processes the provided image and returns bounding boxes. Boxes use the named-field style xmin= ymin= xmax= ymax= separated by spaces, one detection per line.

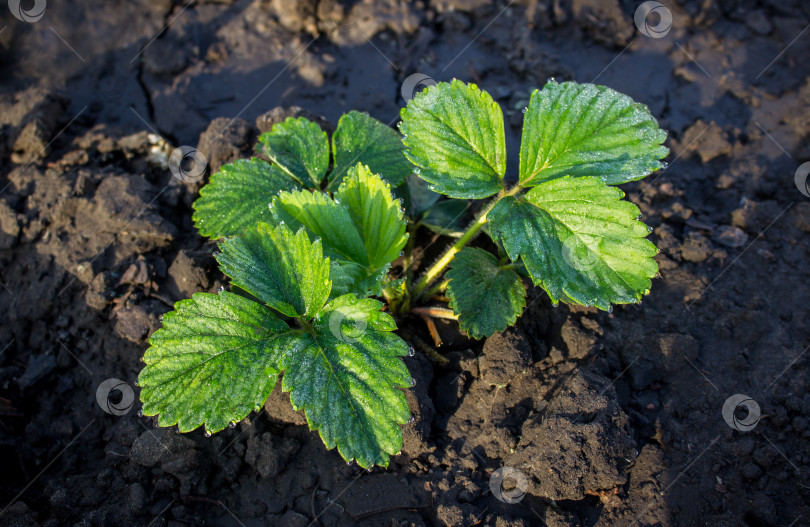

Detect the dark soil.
xmin=2 ymin=1 xmax=810 ymax=526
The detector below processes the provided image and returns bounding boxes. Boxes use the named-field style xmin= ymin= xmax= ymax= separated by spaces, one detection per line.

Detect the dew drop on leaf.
xmin=521 ymin=107 xmax=528 ymax=114
xmin=218 ymin=286 xmax=225 ymax=292
xmin=229 ymin=421 xmax=236 ymax=429
xmin=136 ymin=409 xmax=143 ymax=417
xmin=408 ymin=415 xmax=415 ymax=424
xmin=409 ymin=377 xmax=416 ymax=387
xmin=204 ymin=430 xmax=212 ymax=438
xmin=408 ymin=346 xmax=415 ymax=357
xmin=607 ymin=306 xmax=614 ymax=313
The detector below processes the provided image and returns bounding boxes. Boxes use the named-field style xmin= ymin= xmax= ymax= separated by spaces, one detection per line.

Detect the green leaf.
xmin=256 ymin=117 xmax=329 ymax=188
xmin=272 ymin=164 xmax=407 ymax=297
xmin=519 ymin=80 xmax=669 ymax=187
xmin=269 ymin=187 xmax=376 ymax=298
xmin=328 ymin=261 xmax=387 ymax=299
xmin=271 ymin=189 xmax=368 ymax=265
xmin=273 ymin=295 xmax=411 ymax=468
xmin=335 ymin=164 xmax=408 ymax=269
xmin=420 ymin=199 xmax=469 ymax=238
xmin=193 ymin=159 xmax=302 ymax=239
xmin=446 ymin=247 xmax=526 ymax=339
xmin=216 ymin=222 xmax=331 ymax=318
xmin=488 ymin=176 xmax=658 ymax=310
xmin=330 ymin=111 xmax=412 ymax=188
xmin=400 ymin=79 xmax=506 ymax=199
xmin=138 ymin=291 xmax=295 ymax=434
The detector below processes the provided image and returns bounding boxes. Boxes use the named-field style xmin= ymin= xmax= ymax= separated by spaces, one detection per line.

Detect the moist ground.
xmin=1 ymin=1 xmax=809 ymax=526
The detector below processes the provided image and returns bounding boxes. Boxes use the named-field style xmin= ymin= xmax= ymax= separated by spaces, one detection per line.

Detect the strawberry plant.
xmin=138 ymin=80 xmax=668 ymax=468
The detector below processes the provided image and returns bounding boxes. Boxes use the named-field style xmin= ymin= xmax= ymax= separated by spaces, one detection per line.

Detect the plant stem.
xmin=405 ymin=222 xmax=417 ymax=284
xmin=424 ymin=279 xmax=450 ymax=299
xmin=410 ymin=201 xmax=495 ymax=299
xmin=417 ymin=315 xmax=443 ymax=347
xmin=410 ymin=185 xmax=520 ymax=301
xmin=411 ymin=306 xmax=458 ymax=320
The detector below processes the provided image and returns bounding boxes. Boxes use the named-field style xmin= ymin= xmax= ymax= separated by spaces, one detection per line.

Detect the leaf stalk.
xmin=424 ymin=278 xmax=450 ymax=299
xmin=410 ymin=184 xmax=521 ymax=301
xmin=411 ymin=306 xmax=459 ymax=320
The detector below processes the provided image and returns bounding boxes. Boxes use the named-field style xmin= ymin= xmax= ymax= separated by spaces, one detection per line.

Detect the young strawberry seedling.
xmin=138 ymin=80 xmax=668 ymax=468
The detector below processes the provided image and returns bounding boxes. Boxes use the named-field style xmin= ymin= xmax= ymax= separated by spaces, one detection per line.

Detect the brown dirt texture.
xmin=1 ymin=1 xmax=809 ymax=526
